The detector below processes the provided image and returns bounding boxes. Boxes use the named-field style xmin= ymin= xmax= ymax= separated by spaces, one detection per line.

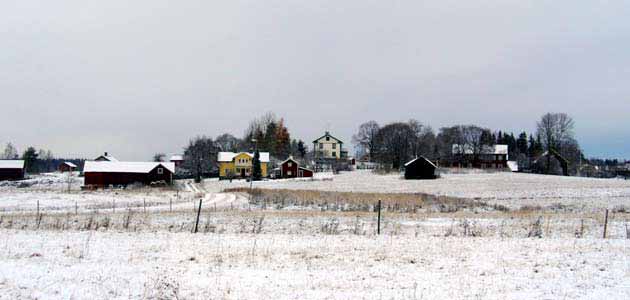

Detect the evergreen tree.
xmin=297 ymin=140 xmax=306 ymax=158
xmin=516 ymin=132 xmax=528 ymax=155
xmin=496 ymin=131 xmax=504 ymax=144
xmin=252 ymin=150 xmax=262 ymax=181
xmin=274 ymin=118 xmax=291 ymax=157
xmin=22 ymin=147 xmax=39 ymax=173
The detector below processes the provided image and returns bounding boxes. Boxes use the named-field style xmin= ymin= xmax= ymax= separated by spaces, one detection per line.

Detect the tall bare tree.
xmin=536 ymin=112 xmax=575 ymax=152
xmin=352 ymin=121 xmax=380 ymax=161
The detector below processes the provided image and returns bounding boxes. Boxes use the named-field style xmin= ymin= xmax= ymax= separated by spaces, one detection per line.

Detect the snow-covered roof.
xmin=95 ymin=155 xmax=119 ymax=162
xmin=0 ymin=160 xmax=24 ymax=169
xmin=83 ymin=161 xmax=175 ymax=174
xmin=217 ymin=152 xmax=270 ymax=163
xmin=169 ymin=155 xmax=183 ymax=161
xmin=507 ymin=161 xmax=519 ymax=172
xmin=404 ymin=157 xmax=437 ymax=169
xmin=280 ymin=156 xmax=298 ymax=165
xmin=452 ymin=144 xmax=508 ymax=155
xmin=62 ymin=162 xmax=77 ymax=168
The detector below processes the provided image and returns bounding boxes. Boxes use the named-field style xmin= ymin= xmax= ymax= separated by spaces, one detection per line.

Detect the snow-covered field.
xmin=1 ymin=171 xmax=630 ymax=299
xmin=204 ymin=170 xmax=630 ymax=210
xmin=1 ymin=231 xmax=629 ymax=299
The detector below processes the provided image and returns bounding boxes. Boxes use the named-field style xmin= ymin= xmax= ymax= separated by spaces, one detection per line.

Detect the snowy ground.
xmin=203 ymin=170 xmax=630 ymax=210
xmin=1 ymin=172 xmax=630 ymax=299
xmin=1 ymin=231 xmax=629 ymax=299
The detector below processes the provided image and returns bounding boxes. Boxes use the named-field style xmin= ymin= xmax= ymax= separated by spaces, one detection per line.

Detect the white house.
xmin=313 ymin=131 xmax=347 ymax=160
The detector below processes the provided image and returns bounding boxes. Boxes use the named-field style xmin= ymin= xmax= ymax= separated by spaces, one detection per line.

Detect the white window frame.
xmin=157 ymin=168 xmax=164 ymax=174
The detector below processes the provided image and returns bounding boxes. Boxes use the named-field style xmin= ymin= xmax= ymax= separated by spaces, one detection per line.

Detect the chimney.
xmin=104 ymin=152 xmax=108 ymax=156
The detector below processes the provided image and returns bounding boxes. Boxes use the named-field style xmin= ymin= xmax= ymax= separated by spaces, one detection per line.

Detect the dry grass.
xmin=224 ymin=187 xmax=510 ymax=213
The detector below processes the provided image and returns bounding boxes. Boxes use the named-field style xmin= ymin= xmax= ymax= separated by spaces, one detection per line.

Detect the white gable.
xmin=83 ymin=161 xmax=175 ymax=174
xmin=0 ymin=160 xmax=24 ymax=169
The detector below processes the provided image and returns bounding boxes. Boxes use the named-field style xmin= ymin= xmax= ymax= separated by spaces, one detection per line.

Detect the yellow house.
xmin=218 ymin=152 xmax=269 ymax=179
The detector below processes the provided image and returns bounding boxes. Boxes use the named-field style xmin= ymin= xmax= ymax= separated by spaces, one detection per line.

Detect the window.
xmin=287 ymin=171 xmax=292 ymax=176
xmin=332 ymin=152 xmax=336 ymax=157
xmin=288 ymin=162 xmax=292 ymax=167
xmin=319 ymin=143 xmax=323 ymax=149
xmin=326 ymin=136 xmax=330 ymax=141
xmin=332 ymin=143 xmax=336 ymax=149
xmin=157 ymin=168 xmax=163 ymax=174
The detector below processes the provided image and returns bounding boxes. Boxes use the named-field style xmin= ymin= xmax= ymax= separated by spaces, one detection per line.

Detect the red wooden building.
xmin=58 ymin=162 xmax=77 ymax=173
xmin=0 ymin=160 xmax=25 ymax=181
xmin=83 ymin=161 xmax=174 ymax=187
xmin=280 ymin=157 xmax=313 ymax=178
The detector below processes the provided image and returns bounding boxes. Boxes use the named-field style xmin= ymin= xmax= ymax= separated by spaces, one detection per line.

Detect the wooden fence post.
xmin=75 ymin=201 xmax=78 ymax=215
xmin=113 ymin=199 xmax=115 ymax=213
xmin=37 ymin=200 xmax=40 ymax=218
xmin=194 ymin=198 xmax=203 ymax=233
xmin=603 ymin=209 xmax=609 ymax=239
xmin=377 ymin=200 xmax=382 ymax=235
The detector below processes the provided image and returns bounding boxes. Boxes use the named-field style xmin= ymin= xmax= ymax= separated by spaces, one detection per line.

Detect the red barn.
xmin=280 ymin=157 xmax=313 ymax=178
xmin=0 ymin=160 xmax=25 ymax=181
xmin=83 ymin=161 xmax=174 ymax=187
xmin=58 ymin=162 xmax=77 ymax=173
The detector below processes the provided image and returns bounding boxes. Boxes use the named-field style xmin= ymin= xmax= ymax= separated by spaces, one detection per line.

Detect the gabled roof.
xmin=312 ymin=132 xmax=344 ymax=144
xmin=404 ymin=156 xmax=437 ymax=169
xmin=62 ymin=162 xmax=77 ymax=168
xmin=217 ymin=152 xmax=270 ymax=163
xmin=0 ymin=160 xmax=24 ymax=169
xmin=169 ymin=155 xmax=183 ymax=161
xmin=95 ymin=155 xmax=119 ymax=162
xmin=280 ymin=156 xmax=298 ymax=165
xmin=83 ymin=161 xmax=175 ymax=174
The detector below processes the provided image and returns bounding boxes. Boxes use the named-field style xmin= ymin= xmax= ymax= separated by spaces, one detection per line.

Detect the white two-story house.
xmin=313 ymin=131 xmax=347 ymax=160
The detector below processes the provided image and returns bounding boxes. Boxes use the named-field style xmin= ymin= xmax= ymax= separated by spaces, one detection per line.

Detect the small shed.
xmin=404 ymin=157 xmax=437 ymax=180
xmin=280 ymin=156 xmax=314 ymax=178
xmin=59 ymin=162 xmax=78 ymax=173
xmin=298 ymin=167 xmax=314 ymax=178
xmin=0 ymin=160 xmax=25 ymax=181
xmin=83 ymin=161 xmax=174 ymax=187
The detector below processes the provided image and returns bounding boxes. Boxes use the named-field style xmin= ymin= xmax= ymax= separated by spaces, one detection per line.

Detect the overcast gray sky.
xmin=1 ymin=1 xmax=629 ymax=160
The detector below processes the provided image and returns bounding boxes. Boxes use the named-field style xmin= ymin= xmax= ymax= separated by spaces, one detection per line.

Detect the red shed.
xmin=0 ymin=160 xmax=25 ymax=181
xmin=298 ymin=167 xmax=313 ymax=178
xmin=280 ymin=157 xmax=313 ymax=178
xmin=280 ymin=157 xmax=299 ymax=178
xmin=59 ymin=162 xmax=77 ymax=173
xmin=83 ymin=161 xmax=174 ymax=187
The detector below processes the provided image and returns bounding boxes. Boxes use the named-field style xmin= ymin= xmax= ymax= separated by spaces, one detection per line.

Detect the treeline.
xmin=353 ymin=112 xmax=585 ymax=175
xmin=0 ymin=143 xmax=85 ymax=173
xmin=176 ymin=112 xmax=309 ymax=176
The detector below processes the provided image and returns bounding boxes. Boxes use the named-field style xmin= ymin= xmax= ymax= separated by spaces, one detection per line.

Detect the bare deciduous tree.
xmin=352 ymin=121 xmax=380 ymax=161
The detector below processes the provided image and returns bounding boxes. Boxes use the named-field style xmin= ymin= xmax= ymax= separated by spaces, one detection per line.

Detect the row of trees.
xmin=352 ymin=113 xmax=583 ymax=175
xmin=1 ymin=143 xmax=75 ymax=173
xmin=176 ymin=112 xmax=309 ymax=179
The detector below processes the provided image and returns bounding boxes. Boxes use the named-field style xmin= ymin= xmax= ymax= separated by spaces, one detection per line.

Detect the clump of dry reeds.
xmin=224 ymin=187 xmax=508 ymax=214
